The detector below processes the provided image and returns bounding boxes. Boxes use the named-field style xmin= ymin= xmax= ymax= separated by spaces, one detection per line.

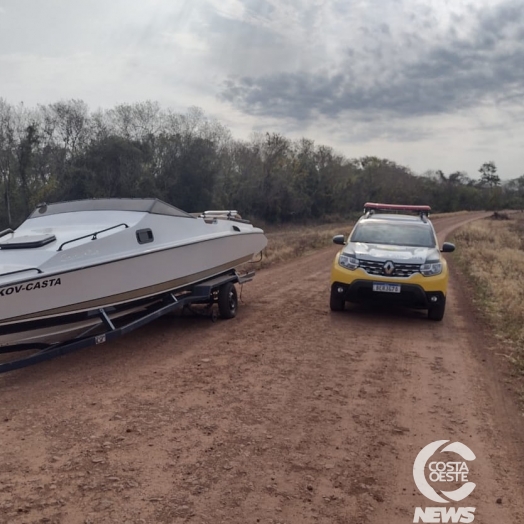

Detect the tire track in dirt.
xmin=1 ymin=212 xmax=524 ymax=523
xmin=370 ymin=212 xmax=524 ymax=523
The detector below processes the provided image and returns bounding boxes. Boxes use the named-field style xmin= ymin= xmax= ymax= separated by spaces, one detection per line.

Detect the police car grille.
xmin=358 ymin=260 xmax=420 ymax=277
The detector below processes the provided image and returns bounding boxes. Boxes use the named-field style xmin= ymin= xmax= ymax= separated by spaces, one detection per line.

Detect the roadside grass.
xmin=250 ymin=221 xmax=354 ymax=270
xmin=451 ymin=215 xmax=524 ymax=374
xmin=431 ymin=210 xmax=473 ymax=219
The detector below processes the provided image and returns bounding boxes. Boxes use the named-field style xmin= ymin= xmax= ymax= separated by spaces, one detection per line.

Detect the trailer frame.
xmin=0 ymin=269 xmax=254 ymax=374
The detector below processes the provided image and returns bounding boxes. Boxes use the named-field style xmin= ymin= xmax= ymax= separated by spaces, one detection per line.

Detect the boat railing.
xmin=57 ymin=223 xmax=129 ymax=251
xmin=0 ymin=267 xmax=43 ymax=278
xmin=199 ymin=210 xmax=251 ymax=224
xmin=0 ymin=228 xmax=14 ymax=239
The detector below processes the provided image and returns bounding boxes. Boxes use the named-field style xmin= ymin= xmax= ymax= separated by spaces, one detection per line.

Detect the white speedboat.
xmin=0 ymin=198 xmax=267 ymax=348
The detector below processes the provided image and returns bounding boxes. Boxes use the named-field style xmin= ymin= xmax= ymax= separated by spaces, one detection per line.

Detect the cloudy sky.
xmin=1 ymin=0 xmax=523 ymax=179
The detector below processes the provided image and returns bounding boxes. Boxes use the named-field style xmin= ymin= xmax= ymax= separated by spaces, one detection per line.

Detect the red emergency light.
xmin=363 ymin=202 xmax=431 ymax=216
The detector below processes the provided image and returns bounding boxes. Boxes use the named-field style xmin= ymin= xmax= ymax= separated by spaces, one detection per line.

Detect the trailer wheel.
xmin=218 ymin=282 xmax=238 ymax=319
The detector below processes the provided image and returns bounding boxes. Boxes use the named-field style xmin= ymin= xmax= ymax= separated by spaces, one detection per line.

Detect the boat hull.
xmin=0 ymin=232 xmax=265 ymax=329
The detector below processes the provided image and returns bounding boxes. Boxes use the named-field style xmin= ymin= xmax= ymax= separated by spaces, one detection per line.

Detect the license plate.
xmin=372 ymin=283 xmax=401 ymax=293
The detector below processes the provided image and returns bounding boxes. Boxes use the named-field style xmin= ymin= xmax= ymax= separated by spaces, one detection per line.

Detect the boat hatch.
xmin=0 ymin=234 xmax=57 ymax=249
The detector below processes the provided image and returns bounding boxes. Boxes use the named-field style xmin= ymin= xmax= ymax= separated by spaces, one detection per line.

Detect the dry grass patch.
xmin=452 ymin=216 xmax=524 ymax=372
xmin=431 ymin=210 xmax=473 ymax=219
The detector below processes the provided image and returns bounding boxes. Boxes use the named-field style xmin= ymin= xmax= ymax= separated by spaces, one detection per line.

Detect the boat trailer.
xmin=0 ymin=270 xmax=254 ymax=374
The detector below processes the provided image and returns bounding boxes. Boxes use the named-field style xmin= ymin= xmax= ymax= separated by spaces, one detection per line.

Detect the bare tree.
xmin=0 ymin=99 xmax=15 ymax=225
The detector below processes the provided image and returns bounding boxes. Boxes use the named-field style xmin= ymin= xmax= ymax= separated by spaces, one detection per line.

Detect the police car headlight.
xmin=420 ymin=262 xmax=442 ymax=276
xmin=339 ymin=253 xmax=359 ymax=270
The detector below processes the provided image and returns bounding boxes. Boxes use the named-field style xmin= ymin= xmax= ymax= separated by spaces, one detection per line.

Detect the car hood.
xmin=343 ymin=242 xmax=439 ymax=264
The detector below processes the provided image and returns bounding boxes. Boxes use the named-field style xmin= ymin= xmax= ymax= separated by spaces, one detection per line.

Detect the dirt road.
xmin=1 ymin=212 xmax=524 ymax=524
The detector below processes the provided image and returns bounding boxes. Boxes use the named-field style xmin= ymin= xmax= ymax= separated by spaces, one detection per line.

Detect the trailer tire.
xmin=218 ymin=282 xmax=238 ymax=319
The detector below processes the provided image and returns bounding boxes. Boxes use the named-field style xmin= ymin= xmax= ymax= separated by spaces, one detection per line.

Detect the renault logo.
xmin=383 ymin=261 xmax=395 ymax=275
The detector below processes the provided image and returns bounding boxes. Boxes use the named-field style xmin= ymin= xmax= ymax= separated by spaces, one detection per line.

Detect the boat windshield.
xmin=28 ymin=198 xmax=194 ymax=219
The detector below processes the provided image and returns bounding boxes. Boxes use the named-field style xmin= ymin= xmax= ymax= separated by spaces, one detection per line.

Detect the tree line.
xmin=1 ymin=98 xmax=523 ymax=229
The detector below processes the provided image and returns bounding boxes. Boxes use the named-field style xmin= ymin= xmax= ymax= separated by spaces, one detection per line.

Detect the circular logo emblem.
xmin=383 ymin=261 xmax=395 ymax=275
xmin=413 ymin=440 xmax=476 ymax=503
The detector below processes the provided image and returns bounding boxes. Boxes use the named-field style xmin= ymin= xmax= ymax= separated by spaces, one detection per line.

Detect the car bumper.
xmin=331 ymin=279 xmax=445 ymax=309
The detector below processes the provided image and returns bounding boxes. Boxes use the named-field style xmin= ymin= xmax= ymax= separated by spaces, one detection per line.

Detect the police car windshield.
xmin=350 ymin=222 xmax=436 ymax=248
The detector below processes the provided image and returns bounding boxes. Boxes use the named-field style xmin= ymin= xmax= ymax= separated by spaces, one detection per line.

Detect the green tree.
xmin=63 ymin=136 xmax=151 ymax=200
xmin=478 ymin=161 xmax=500 ymax=188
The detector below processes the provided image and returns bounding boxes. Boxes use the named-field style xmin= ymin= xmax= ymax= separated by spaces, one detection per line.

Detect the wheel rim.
xmin=229 ymin=290 xmax=236 ymax=311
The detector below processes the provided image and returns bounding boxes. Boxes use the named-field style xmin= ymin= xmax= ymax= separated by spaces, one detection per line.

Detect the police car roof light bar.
xmin=363 ymin=202 xmax=431 ymax=217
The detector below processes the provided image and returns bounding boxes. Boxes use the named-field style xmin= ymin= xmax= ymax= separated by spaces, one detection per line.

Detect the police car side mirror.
xmin=441 ymin=242 xmax=455 ymax=253
xmin=333 ymin=235 xmax=346 ymax=245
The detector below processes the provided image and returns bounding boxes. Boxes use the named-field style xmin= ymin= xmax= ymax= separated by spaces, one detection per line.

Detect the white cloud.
xmin=161 ymin=31 xmax=209 ymax=53
xmin=206 ymin=0 xmax=246 ymax=20
xmin=0 ymin=0 xmax=522 ymax=178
